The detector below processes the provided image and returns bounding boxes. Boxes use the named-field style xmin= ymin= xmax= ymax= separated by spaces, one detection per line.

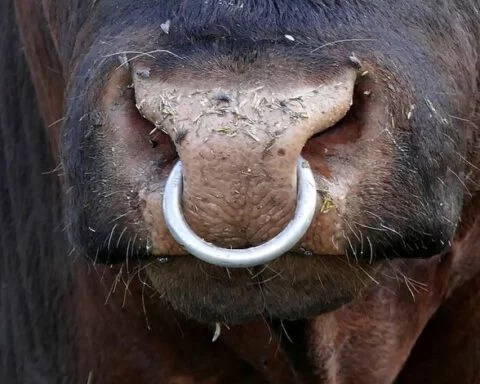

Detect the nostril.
xmin=145 ymin=119 xmax=173 ymax=150
xmin=125 ymin=87 xmax=178 ymax=162
xmin=101 ymin=64 xmax=179 ymax=164
xmin=302 ymin=77 xmax=373 ymax=157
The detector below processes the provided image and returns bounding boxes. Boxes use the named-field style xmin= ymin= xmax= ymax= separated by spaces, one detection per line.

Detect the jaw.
xmin=146 ymin=253 xmax=382 ymax=324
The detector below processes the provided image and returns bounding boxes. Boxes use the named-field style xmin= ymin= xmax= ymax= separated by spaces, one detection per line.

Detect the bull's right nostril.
xmin=162 ymin=157 xmax=317 ymax=268
xmin=301 ymin=75 xmax=376 ymax=175
xmin=308 ymin=79 xmax=368 ymax=143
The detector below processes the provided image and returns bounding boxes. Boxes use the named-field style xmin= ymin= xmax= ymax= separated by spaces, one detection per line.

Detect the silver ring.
xmin=162 ymin=157 xmax=317 ymax=268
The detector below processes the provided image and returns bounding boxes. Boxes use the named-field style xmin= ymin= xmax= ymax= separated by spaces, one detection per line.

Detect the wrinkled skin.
xmin=4 ymin=0 xmax=480 ymax=383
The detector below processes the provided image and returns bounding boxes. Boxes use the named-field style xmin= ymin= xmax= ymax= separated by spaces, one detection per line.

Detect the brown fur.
xmin=2 ymin=1 xmax=480 ymax=383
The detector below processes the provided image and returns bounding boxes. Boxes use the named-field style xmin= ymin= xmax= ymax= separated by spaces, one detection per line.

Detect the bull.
xmin=1 ymin=0 xmax=479 ymax=383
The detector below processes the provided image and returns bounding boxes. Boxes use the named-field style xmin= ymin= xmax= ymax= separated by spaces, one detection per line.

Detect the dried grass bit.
xmin=349 ymin=52 xmax=362 ymax=69
xmin=215 ymin=126 xmax=236 ymax=135
xmin=320 ymin=197 xmax=336 ymax=213
xmin=118 ymin=53 xmax=129 ymax=69
xmin=291 ymin=111 xmax=309 ymax=120
xmin=160 ymin=19 xmax=171 ymax=34
xmin=407 ymin=104 xmax=415 ymax=120
xmin=318 ymin=190 xmax=336 ymax=213
xmin=212 ymin=323 xmax=221 ymax=342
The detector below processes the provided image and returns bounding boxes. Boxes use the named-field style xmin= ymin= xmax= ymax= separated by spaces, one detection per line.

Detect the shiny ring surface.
xmin=162 ymin=157 xmax=317 ymax=268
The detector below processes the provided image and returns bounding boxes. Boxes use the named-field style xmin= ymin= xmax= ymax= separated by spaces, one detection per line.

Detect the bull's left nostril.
xmin=162 ymin=157 xmax=317 ymax=268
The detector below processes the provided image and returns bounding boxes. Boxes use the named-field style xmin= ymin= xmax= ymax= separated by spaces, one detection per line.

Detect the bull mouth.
xmin=145 ymin=247 xmax=381 ymax=324
xmin=162 ymin=157 xmax=317 ymax=267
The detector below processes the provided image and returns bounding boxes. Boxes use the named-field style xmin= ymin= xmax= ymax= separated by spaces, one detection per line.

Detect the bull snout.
xmin=132 ymin=67 xmax=357 ymax=266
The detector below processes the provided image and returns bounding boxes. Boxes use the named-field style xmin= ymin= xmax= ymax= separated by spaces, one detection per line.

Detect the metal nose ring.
xmin=162 ymin=157 xmax=317 ymax=268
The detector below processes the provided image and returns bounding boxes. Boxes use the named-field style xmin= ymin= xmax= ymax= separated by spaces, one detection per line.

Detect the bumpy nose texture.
xmin=133 ymin=71 xmax=356 ymax=247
